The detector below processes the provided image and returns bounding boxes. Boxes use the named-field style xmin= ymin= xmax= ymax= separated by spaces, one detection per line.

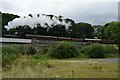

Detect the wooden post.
xmin=72 ymin=70 xmax=74 ymax=78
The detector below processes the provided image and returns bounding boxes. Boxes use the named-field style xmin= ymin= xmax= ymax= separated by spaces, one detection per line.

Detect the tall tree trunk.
xmin=116 ymin=42 xmax=120 ymax=54
xmin=118 ymin=45 xmax=120 ymax=54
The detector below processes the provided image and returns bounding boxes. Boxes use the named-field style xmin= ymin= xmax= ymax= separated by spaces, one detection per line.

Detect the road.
xmin=95 ymin=58 xmax=119 ymax=63
xmin=55 ymin=58 xmax=120 ymax=63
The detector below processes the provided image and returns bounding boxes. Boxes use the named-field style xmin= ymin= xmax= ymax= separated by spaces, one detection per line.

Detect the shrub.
xmin=81 ymin=44 xmax=105 ymax=58
xmin=2 ymin=44 xmax=24 ymax=67
xmin=26 ymin=45 xmax=37 ymax=55
xmin=32 ymin=46 xmax=49 ymax=55
xmin=49 ymin=41 xmax=79 ymax=59
xmin=41 ymin=47 xmax=49 ymax=54
xmin=104 ymin=45 xmax=118 ymax=54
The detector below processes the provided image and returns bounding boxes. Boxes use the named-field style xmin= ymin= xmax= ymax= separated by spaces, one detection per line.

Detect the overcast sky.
xmin=0 ymin=0 xmax=119 ymax=25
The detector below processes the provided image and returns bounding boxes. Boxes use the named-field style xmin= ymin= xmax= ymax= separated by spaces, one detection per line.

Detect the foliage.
xmin=2 ymin=12 xmax=96 ymax=39
xmin=47 ymin=25 xmax=68 ymax=37
xmin=81 ymin=44 xmax=105 ymax=58
xmin=2 ymin=13 xmax=19 ymax=26
xmin=100 ymin=22 xmax=110 ymax=39
xmin=32 ymin=24 xmax=47 ymax=35
xmin=49 ymin=41 xmax=79 ymax=59
xmin=81 ymin=44 xmax=118 ymax=58
xmin=104 ymin=45 xmax=118 ymax=54
xmin=2 ymin=13 xmax=19 ymax=36
xmin=93 ymin=25 xmax=104 ymax=38
xmin=2 ymin=44 xmax=24 ymax=67
xmin=32 ymin=54 xmax=50 ymax=60
xmin=70 ymin=22 xmax=94 ymax=38
xmin=8 ymin=28 xmax=17 ymax=35
xmin=42 ymin=47 xmax=49 ymax=54
xmin=25 ymin=45 xmax=37 ymax=55
xmin=3 ymin=12 xmax=119 ymax=42
xmin=15 ymin=25 xmax=32 ymax=38
xmin=105 ymin=22 xmax=120 ymax=53
xmin=92 ymin=23 xmax=111 ymax=39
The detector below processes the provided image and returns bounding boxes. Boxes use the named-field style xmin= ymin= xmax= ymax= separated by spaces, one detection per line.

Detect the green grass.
xmin=2 ymin=55 xmax=119 ymax=78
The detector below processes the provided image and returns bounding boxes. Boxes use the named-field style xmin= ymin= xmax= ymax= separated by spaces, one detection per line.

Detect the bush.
xmin=81 ymin=44 xmax=105 ymax=58
xmin=37 ymin=46 xmax=49 ymax=55
xmin=2 ymin=44 xmax=24 ymax=67
xmin=41 ymin=47 xmax=49 ymax=54
xmin=49 ymin=41 xmax=79 ymax=59
xmin=104 ymin=45 xmax=118 ymax=54
xmin=26 ymin=45 xmax=37 ymax=55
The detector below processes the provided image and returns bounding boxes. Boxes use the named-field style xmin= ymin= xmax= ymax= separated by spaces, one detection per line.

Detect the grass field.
xmin=2 ymin=55 xmax=119 ymax=78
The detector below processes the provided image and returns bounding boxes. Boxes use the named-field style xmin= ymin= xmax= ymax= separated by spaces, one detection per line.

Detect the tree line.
xmin=1 ymin=13 xmax=113 ymax=39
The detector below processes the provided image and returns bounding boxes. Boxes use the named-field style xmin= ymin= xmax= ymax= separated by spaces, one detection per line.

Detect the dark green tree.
xmin=48 ymin=25 xmax=68 ymax=37
xmin=2 ymin=13 xmax=19 ymax=36
xmin=70 ymin=22 xmax=94 ymax=38
xmin=105 ymin=22 xmax=120 ymax=53
xmin=32 ymin=24 xmax=47 ymax=35
xmin=8 ymin=28 xmax=17 ymax=35
xmin=64 ymin=18 xmax=75 ymax=37
xmin=15 ymin=25 xmax=32 ymax=38
xmin=93 ymin=25 xmax=104 ymax=38
xmin=100 ymin=23 xmax=110 ymax=39
xmin=2 ymin=26 xmax=7 ymax=36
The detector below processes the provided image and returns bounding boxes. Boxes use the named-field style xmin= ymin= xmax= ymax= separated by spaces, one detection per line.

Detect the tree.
xmin=47 ymin=25 xmax=68 ymax=37
xmin=93 ymin=23 xmax=111 ymax=39
xmin=32 ymin=24 xmax=47 ymax=35
xmin=8 ymin=28 xmax=17 ymax=35
xmin=2 ymin=26 xmax=7 ymax=36
xmin=2 ymin=13 xmax=19 ymax=26
xmin=15 ymin=25 xmax=32 ymax=38
xmin=64 ymin=18 xmax=75 ymax=37
xmin=105 ymin=22 xmax=120 ymax=53
xmin=2 ymin=13 xmax=19 ymax=36
xmin=93 ymin=25 xmax=104 ymax=38
xmin=100 ymin=23 xmax=110 ymax=39
xmin=70 ymin=22 xmax=94 ymax=38
xmin=58 ymin=15 xmax=63 ymax=22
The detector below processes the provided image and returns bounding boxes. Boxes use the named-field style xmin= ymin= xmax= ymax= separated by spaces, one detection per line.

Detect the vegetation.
xmin=49 ymin=41 xmax=79 ymax=59
xmin=25 ymin=45 xmax=37 ymax=55
xmin=2 ymin=13 xmax=19 ymax=36
xmin=2 ymin=13 xmax=95 ymax=39
xmin=2 ymin=43 xmax=118 ymax=68
xmin=2 ymin=12 xmax=120 ymax=78
xmin=81 ymin=44 xmax=105 ymax=58
xmin=104 ymin=45 xmax=118 ymax=54
xmin=71 ymin=22 xmax=94 ymax=38
xmin=105 ymin=22 xmax=120 ymax=53
xmin=81 ymin=44 xmax=118 ymax=58
xmin=93 ymin=25 xmax=104 ymax=38
xmin=2 ymin=13 xmax=120 ymax=52
xmin=2 ymin=43 xmax=119 ymax=78
xmin=2 ymin=44 xmax=24 ymax=67
xmin=3 ymin=56 xmax=118 ymax=78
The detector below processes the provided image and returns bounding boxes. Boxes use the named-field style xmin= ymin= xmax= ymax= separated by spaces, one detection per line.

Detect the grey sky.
xmin=0 ymin=0 xmax=119 ymax=25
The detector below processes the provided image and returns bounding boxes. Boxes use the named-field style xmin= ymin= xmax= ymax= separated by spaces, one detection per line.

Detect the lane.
xmin=54 ymin=58 xmax=120 ymax=63
xmin=96 ymin=58 xmax=119 ymax=63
